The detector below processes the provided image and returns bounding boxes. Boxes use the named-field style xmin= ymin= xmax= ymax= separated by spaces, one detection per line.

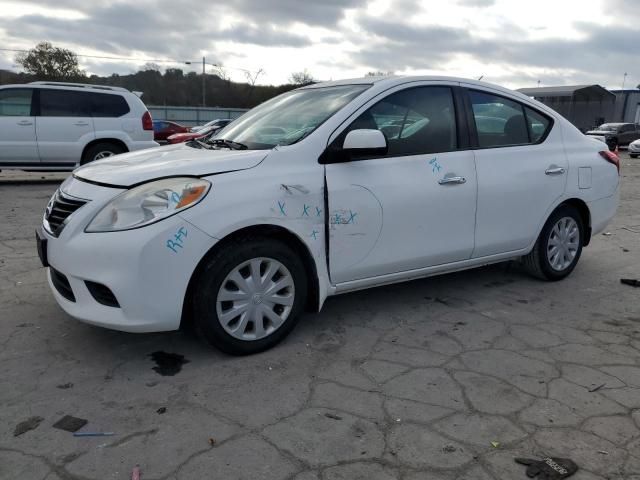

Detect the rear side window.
xmin=40 ymin=89 xmax=91 ymax=117
xmin=0 ymin=89 xmax=33 ymax=116
xmin=524 ymin=106 xmax=551 ymax=143
xmin=469 ymin=90 xmax=552 ymax=148
xmin=470 ymin=90 xmax=528 ymax=147
xmin=89 ymin=93 xmax=130 ymax=117
xmin=344 ymin=86 xmax=457 ymax=157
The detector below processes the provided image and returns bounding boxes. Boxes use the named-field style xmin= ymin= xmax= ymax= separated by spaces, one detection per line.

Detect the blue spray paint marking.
xmin=167 ymin=226 xmax=188 ymax=253
xmin=310 ymin=229 xmax=319 ymax=240
xmin=429 ymin=157 xmax=442 ymax=173
xmin=332 ymin=213 xmax=343 ymax=224
xmin=302 ymin=204 xmax=310 ymax=216
xmin=278 ymin=201 xmax=286 ymax=216
xmin=347 ymin=210 xmax=358 ymax=224
xmin=315 ymin=206 xmax=322 ymax=217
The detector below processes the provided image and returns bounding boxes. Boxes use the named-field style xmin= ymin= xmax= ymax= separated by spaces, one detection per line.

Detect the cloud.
xmin=2 ymin=0 xmax=639 ymax=88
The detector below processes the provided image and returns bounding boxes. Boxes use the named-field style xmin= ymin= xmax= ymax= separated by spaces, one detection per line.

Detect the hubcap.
xmin=216 ymin=257 xmax=295 ymax=341
xmin=547 ymin=217 xmax=579 ymax=271
xmin=94 ymin=151 xmax=115 ymax=160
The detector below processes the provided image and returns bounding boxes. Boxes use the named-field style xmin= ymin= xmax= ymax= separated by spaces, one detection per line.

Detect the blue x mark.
xmin=302 ymin=204 xmax=310 ymax=216
xmin=278 ymin=201 xmax=286 ymax=216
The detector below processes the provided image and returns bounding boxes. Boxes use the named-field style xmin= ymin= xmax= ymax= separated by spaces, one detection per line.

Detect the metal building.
xmin=518 ymin=85 xmax=616 ymax=132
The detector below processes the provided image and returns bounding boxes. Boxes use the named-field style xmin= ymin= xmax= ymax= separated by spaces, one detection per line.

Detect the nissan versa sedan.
xmin=38 ymin=76 xmax=620 ymax=355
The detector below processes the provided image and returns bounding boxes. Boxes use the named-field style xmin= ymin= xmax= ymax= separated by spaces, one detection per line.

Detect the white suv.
xmin=0 ymin=81 xmax=158 ymax=169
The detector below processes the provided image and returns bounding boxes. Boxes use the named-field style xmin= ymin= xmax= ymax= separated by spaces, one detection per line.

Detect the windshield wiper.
xmin=185 ymin=139 xmax=213 ymax=149
xmin=209 ymin=139 xmax=248 ymax=150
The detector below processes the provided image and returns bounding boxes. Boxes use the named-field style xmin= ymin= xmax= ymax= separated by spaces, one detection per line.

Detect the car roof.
xmin=1 ymin=82 xmax=131 ymax=95
xmin=301 ymin=75 xmax=533 ymax=101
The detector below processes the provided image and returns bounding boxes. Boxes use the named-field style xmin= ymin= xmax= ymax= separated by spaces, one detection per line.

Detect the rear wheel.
xmin=82 ymin=142 xmax=126 ymax=164
xmin=192 ymin=238 xmax=308 ymax=355
xmin=522 ymin=205 xmax=584 ymax=281
xmin=631 ymin=154 xmax=638 ymax=159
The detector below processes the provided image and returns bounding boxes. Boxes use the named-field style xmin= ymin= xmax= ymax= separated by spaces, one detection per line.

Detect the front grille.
xmin=50 ymin=268 xmax=75 ymax=302
xmin=44 ymin=190 xmax=88 ymax=237
xmin=85 ymin=281 xmax=120 ymax=308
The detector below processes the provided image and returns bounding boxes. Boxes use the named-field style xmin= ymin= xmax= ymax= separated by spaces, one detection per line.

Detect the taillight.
xmin=142 ymin=111 xmax=153 ymax=131
xmin=599 ymin=150 xmax=620 ymax=174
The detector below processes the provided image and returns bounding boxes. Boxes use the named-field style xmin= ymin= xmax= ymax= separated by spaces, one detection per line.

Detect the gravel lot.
xmin=1 ymin=153 xmax=639 ymax=480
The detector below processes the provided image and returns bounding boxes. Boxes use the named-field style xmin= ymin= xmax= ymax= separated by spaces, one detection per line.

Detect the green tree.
xmin=15 ymin=42 xmax=84 ymax=80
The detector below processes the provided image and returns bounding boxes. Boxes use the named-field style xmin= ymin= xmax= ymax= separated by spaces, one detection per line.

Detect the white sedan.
xmin=629 ymin=138 xmax=640 ymax=158
xmin=38 ymin=76 xmax=620 ymax=354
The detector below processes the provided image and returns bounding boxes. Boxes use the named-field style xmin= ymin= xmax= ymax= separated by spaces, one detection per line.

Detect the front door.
xmin=0 ymin=88 xmax=39 ymax=164
xmin=36 ymin=89 xmax=95 ymax=165
xmin=464 ymin=87 xmax=568 ymax=258
xmin=325 ymin=85 xmax=477 ymax=284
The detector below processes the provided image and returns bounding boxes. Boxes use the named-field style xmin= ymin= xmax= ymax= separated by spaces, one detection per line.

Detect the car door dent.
xmin=327 ymin=183 xmax=383 ymax=277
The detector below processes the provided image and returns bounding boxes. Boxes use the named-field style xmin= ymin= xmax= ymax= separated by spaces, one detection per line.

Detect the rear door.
xmin=463 ymin=87 xmax=567 ymax=257
xmin=325 ymin=83 xmax=478 ymax=283
xmin=0 ymin=88 xmax=39 ymax=164
xmin=36 ymin=89 xmax=95 ymax=166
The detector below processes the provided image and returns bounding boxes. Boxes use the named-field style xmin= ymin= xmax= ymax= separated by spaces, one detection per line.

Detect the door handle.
xmin=438 ymin=176 xmax=466 ymax=185
xmin=545 ymin=167 xmax=565 ymax=175
xmin=74 ymin=122 xmax=89 ymax=126
xmin=17 ymin=120 xmax=33 ymax=126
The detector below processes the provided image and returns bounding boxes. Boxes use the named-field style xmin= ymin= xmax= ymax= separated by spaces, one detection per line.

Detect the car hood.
xmin=73 ymin=144 xmax=269 ymax=188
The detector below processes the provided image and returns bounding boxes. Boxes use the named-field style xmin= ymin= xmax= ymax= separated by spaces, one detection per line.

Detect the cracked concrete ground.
xmin=1 ymin=153 xmax=639 ymax=480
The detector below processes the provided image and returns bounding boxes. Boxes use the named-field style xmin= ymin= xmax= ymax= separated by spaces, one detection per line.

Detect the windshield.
xmin=211 ymin=84 xmax=370 ymax=150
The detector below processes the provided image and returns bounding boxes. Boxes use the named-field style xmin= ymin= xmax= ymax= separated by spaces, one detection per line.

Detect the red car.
xmin=152 ymin=121 xmax=190 ymax=142
xmin=166 ymin=125 xmax=218 ymax=144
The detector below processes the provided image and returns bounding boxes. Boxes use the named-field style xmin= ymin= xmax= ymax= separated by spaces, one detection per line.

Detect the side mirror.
xmin=319 ymin=129 xmax=387 ymax=164
xmin=343 ymin=129 xmax=387 ymax=153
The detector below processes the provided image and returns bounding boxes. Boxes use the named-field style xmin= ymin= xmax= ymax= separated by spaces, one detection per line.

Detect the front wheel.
xmin=631 ymin=154 xmax=638 ymax=159
xmin=522 ymin=205 xmax=584 ymax=281
xmin=192 ymin=238 xmax=308 ymax=355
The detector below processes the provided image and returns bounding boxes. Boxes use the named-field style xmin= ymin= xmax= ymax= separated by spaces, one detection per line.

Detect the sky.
xmin=0 ymin=0 xmax=638 ymax=90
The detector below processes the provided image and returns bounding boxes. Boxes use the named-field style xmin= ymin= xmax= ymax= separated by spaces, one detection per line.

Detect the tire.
xmin=522 ymin=204 xmax=584 ymax=281
xmin=82 ymin=142 xmax=126 ymax=164
xmin=192 ymin=237 xmax=308 ymax=355
xmin=631 ymin=154 xmax=638 ymax=159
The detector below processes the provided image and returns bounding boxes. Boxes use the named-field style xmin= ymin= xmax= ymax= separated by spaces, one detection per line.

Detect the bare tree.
xmin=289 ymin=69 xmax=315 ymax=85
xmin=141 ymin=62 xmax=162 ymax=72
xmin=365 ymin=70 xmax=394 ymax=77
xmin=244 ymin=68 xmax=265 ymax=87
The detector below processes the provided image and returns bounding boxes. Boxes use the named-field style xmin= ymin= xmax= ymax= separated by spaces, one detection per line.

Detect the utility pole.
xmin=622 ymin=72 xmax=628 ymax=91
xmin=202 ymin=56 xmax=206 ymax=107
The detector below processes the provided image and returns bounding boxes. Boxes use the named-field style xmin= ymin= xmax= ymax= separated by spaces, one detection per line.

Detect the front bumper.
xmin=42 ymin=179 xmax=216 ymax=332
xmin=628 ymin=143 xmax=640 ymax=153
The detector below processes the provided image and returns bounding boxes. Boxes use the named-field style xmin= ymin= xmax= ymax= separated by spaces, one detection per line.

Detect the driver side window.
xmin=343 ymin=86 xmax=458 ymax=157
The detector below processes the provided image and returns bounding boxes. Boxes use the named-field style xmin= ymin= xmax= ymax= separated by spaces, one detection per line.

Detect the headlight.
xmin=86 ymin=177 xmax=210 ymax=232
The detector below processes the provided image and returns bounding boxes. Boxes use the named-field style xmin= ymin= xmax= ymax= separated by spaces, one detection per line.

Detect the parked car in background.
xmin=190 ymin=118 xmax=232 ymax=132
xmin=629 ymin=138 xmax=640 ymax=158
xmin=153 ymin=120 xmax=189 ymax=142
xmin=0 ymin=81 xmax=157 ymax=169
xmin=166 ymin=124 xmax=219 ymax=144
xmin=39 ymin=76 xmax=619 ymax=355
xmin=585 ymin=123 xmax=640 ymax=150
